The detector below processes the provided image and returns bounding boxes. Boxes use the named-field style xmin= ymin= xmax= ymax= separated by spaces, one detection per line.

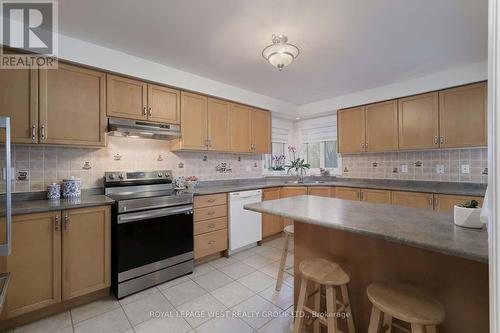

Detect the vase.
xmin=297 ymin=168 xmax=305 ymax=183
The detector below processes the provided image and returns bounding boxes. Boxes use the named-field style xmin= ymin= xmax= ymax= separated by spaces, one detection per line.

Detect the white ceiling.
xmin=58 ymin=0 xmax=487 ymax=105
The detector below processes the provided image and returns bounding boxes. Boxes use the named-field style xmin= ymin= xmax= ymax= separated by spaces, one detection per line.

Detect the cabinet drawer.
xmin=194 ymin=217 xmax=227 ymax=235
xmin=194 ymin=193 xmax=227 ymax=208
xmin=194 ymin=229 xmax=228 ymax=259
xmin=194 ymin=205 xmax=227 ymax=222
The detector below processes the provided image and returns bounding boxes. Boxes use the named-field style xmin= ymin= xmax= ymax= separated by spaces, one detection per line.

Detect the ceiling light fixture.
xmin=262 ymin=34 xmax=300 ymax=71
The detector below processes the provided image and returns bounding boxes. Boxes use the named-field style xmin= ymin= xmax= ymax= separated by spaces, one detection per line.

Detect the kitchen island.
xmin=245 ymin=196 xmax=489 ymax=333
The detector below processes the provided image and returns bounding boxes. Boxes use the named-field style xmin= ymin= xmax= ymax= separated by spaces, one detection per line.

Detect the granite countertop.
xmin=190 ymin=178 xmax=487 ymax=197
xmin=2 ymin=195 xmax=115 ymax=216
xmin=245 ymin=195 xmax=488 ymax=263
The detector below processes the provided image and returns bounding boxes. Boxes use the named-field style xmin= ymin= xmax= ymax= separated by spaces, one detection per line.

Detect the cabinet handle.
xmin=54 ymin=215 xmax=60 ymax=231
xmin=434 ymin=136 xmax=439 ymax=145
xmin=207 ymin=199 xmax=216 ymax=203
xmin=361 ymin=143 xmax=365 ymax=148
xmin=360 ymin=191 xmax=364 ymax=201
xmin=208 ymin=240 xmax=216 ymax=245
xmin=63 ymin=215 xmax=69 ymax=229
xmin=207 ymin=211 xmax=215 ymax=216
xmin=40 ymin=125 xmax=46 ymax=141
xmin=208 ymin=223 xmax=215 ymax=228
xmin=439 ymin=137 xmax=444 ymax=145
xmin=143 ymin=106 xmax=147 ymax=116
xmin=31 ymin=125 xmax=37 ymax=142
xmin=365 ymin=142 xmax=368 ymax=149
xmin=148 ymin=107 xmax=152 ymax=117
xmin=428 ymin=197 xmax=433 ymax=207
xmin=434 ymin=198 xmax=439 ymax=207
xmin=357 ymin=191 xmax=361 ymax=200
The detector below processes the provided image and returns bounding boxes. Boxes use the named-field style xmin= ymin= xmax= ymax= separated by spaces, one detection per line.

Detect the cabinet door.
xmin=434 ymin=194 xmax=484 ymax=213
xmin=39 ymin=64 xmax=106 ymax=146
xmin=360 ymin=189 xmax=391 ymax=204
xmin=308 ymin=187 xmax=331 ymax=197
xmin=147 ymin=84 xmax=180 ymax=124
xmin=281 ymin=187 xmax=307 ymax=227
xmin=0 ymin=68 xmax=38 ymax=144
xmin=439 ymin=82 xmax=487 ymax=148
xmin=262 ymin=188 xmax=283 ymax=238
xmin=338 ymin=107 xmax=366 ymax=153
xmin=62 ymin=206 xmax=111 ymax=300
xmin=251 ymin=109 xmax=271 ymax=153
xmin=5 ymin=212 xmax=61 ymax=318
xmin=106 ymin=74 xmax=147 ymax=121
xmin=179 ymin=92 xmax=208 ymax=150
xmin=229 ymin=104 xmax=252 ymax=152
xmin=207 ymin=98 xmax=230 ymax=151
xmin=335 ymin=187 xmax=360 ymax=201
xmin=365 ymin=100 xmax=398 ymax=152
xmin=398 ymin=92 xmax=439 ymax=150
xmin=391 ymin=191 xmax=434 ymax=210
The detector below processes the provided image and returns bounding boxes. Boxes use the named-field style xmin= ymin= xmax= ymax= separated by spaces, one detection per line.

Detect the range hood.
xmin=107 ymin=118 xmax=181 ymax=140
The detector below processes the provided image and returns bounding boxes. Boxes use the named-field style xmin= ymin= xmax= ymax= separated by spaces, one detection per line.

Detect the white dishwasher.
xmin=228 ymin=189 xmax=262 ymax=254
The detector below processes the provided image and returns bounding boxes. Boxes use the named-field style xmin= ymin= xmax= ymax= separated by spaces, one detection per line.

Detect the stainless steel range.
xmin=104 ymin=170 xmax=194 ymax=299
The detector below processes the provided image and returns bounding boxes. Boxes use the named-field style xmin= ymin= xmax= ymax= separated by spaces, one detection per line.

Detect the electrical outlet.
xmin=400 ymin=164 xmax=408 ymax=173
xmin=436 ymin=165 xmax=445 ymax=174
xmin=245 ymin=165 xmax=251 ymax=172
xmin=461 ymin=164 xmax=470 ymax=174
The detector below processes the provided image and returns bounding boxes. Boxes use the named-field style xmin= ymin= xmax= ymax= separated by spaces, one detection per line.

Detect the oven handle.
xmin=118 ymin=205 xmax=193 ymax=224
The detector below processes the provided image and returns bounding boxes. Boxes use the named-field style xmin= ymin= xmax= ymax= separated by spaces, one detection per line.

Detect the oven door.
xmin=116 ymin=204 xmax=193 ymax=281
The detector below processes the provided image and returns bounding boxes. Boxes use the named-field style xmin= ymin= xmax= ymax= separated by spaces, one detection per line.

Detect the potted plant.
xmin=285 ymin=146 xmax=310 ymax=183
xmin=454 ymin=200 xmax=483 ymax=228
xmin=185 ymin=176 xmax=199 ymax=189
xmin=270 ymin=154 xmax=286 ymax=171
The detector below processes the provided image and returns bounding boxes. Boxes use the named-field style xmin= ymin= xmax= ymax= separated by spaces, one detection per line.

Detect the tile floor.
xmin=9 ymin=236 xmax=294 ymax=333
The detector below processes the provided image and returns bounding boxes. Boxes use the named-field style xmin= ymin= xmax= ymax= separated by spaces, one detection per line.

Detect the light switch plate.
xmin=436 ymin=165 xmax=445 ymax=174
xmin=400 ymin=164 xmax=408 ymax=173
xmin=461 ymin=164 xmax=470 ymax=174
xmin=245 ymin=165 xmax=251 ymax=172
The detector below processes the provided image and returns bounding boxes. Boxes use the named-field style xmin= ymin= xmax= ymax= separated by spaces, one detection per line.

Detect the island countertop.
xmin=245 ymin=195 xmax=488 ymax=263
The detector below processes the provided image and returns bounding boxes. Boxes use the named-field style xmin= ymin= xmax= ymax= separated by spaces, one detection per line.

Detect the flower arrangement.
xmin=185 ymin=175 xmax=199 ymax=189
xmin=270 ymin=154 xmax=286 ymax=171
xmin=285 ymin=146 xmax=310 ymax=183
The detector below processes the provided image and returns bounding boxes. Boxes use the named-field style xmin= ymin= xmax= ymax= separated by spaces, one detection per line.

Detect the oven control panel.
xmin=104 ymin=170 xmax=172 ymax=183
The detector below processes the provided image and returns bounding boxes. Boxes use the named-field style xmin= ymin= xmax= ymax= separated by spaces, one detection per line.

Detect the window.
xmin=302 ymin=140 xmax=339 ymax=172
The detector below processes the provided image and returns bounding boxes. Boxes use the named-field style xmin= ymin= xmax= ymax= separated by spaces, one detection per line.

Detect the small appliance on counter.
xmin=62 ymin=177 xmax=81 ymax=198
xmin=104 ymin=170 xmax=194 ymax=299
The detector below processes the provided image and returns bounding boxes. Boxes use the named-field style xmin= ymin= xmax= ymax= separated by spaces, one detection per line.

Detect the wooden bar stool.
xmin=294 ymin=258 xmax=356 ymax=333
xmin=276 ymin=224 xmax=294 ymax=291
xmin=367 ymin=283 xmax=445 ymax=333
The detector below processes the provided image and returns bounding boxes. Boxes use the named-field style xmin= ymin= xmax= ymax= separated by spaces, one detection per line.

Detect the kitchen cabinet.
xmin=4 ymin=212 xmax=61 ymax=318
xmin=262 ymin=187 xmax=283 ymax=238
xmin=2 ymin=206 xmax=111 ymax=319
xmin=307 ymin=187 xmax=332 ymax=197
xmin=173 ymin=92 xmax=208 ymax=150
xmin=360 ymin=189 xmax=392 ymax=204
xmin=193 ymin=194 xmax=228 ymax=259
xmin=365 ymin=100 xmax=398 ymax=152
xmin=39 ymin=64 xmax=106 ymax=146
xmin=251 ymin=109 xmax=271 ymax=153
xmin=439 ymin=82 xmax=487 ymax=148
xmin=107 ymin=75 xmax=181 ymax=124
xmin=335 ymin=187 xmax=361 ymax=201
xmin=434 ymin=194 xmax=484 ymax=213
xmin=0 ymin=68 xmax=38 ymax=144
xmin=281 ymin=187 xmax=308 ymax=227
xmin=106 ymin=74 xmax=148 ymax=121
xmin=61 ymin=206 xmax=111 ymax=300
xmin=338 ymin=106 xmax=366 ymax=153
xmin=207 ymin=98 xmax=230 ymax=151
xmin=229 ymin=103 xmax=252 ymax=152
xmin=398 ymin=92 xmax=439 ymax=150
xmin=391 ymin=191 xmax=434 ymax=210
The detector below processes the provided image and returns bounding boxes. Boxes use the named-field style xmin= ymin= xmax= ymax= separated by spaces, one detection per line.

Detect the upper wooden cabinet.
xmin=40 ymin=64 xmax=106 ymax=146
xmin=439 ymin=82 xmax=487 ymax=148
xmin=398 ymin=92 xmax=439 ymax=150
xmin=229 ymin=103 xmax=252 ymax=152
xmin=107 ymin=75 xmax=181 ymax=124
xmin=0 ymin=68 xmax=38 ymax=144
xmin=107 ymin=74 xmax=147 ymax=121
xmin=338 ymin=107 xmax=366 ymax=153
xmin=173 ymin=92 xmax=208 ymax=150
xmin=251 ymin=109 xmax=271 ymax=153
xmin=365 ymin=100 xmax=398 ymax=152
xmin=207 ymin=98 xmax=230 ymax=151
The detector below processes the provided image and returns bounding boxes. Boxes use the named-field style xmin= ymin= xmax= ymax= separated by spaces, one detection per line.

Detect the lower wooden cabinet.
xmin=2 ymin=206 xmax=110 ymax=319
xmin=392 ymin=191 xmax=434 ymax=210
xmin=307 ymin=187 xmax=332 ymax=197
xmin=360 ymin=189 xmax=392 ymax=204
xmin=281 ymin=187 xmax=307 ymax=228
xmin=335 ymin=187 xmax=361 ymax=201
xmin=62 ymin=206 xmax=111 ymax=300
xmin=262 ymin=188 xmax=283 ymax=238
xmin=434 ymin=194 xmax=484 ymax=213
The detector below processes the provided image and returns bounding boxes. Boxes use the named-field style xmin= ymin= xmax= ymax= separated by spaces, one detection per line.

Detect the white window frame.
xmin=302 ymin=140 xmax=342 ymax=176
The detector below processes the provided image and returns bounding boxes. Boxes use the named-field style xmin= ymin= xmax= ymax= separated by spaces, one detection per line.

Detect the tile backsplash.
xmin=5 ymin=136 xmax=263 ymax=192
xmin=340 ymin=148 xmax=488 ymax=183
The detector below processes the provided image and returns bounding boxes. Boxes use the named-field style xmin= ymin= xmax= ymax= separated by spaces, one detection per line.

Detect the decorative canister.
xmin=62 ymin=177 xmax=81 ymax=198
xmin=47 ymin=183 xmax=61 ymax=200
